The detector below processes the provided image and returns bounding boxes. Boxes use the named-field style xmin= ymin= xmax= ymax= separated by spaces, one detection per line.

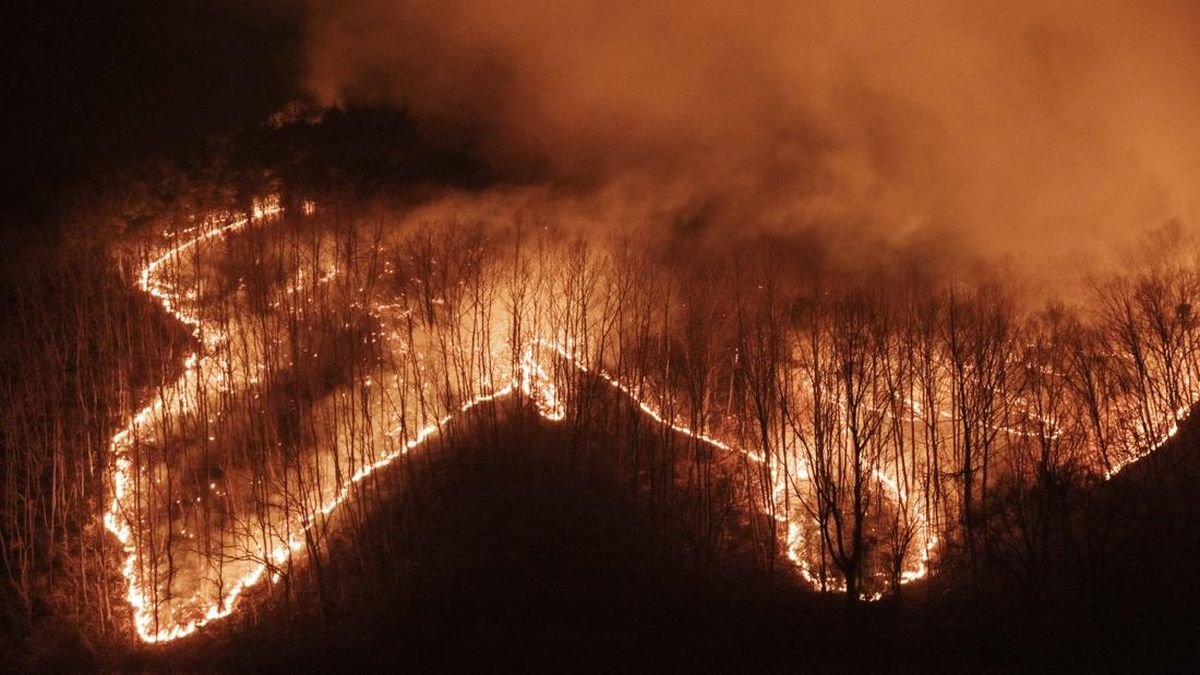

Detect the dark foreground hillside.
xmin=85 ymin=399 xmax=1198 ymax=673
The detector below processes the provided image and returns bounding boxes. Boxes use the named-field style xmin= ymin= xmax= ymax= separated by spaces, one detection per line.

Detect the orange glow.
xmin=106 ymin=196 xmax=1192 ymax=640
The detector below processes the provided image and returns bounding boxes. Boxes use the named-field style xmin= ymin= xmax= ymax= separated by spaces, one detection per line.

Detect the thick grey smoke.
xmin=302 ymin=0 xmax=1200 ymax=277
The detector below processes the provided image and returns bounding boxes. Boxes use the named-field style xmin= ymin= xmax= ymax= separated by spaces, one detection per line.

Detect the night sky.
xmin=1 ymin=2 xmax=301 ymax=247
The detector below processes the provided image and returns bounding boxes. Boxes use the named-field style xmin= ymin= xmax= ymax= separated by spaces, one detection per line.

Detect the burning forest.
xmin=3 ymin=1 xmax=1200 ymax=671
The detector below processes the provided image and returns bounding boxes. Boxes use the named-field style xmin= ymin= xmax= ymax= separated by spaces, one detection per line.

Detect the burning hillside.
xmin=4 ymin=2 xmax=1200 ymax=670
xmin=98 ymin=186 xmax=1199 ymax=644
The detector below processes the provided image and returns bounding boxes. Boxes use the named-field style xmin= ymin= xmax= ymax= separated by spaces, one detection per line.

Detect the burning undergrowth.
xmin=90 ymin=174 xmax=1200 ymax=648
xmin=6 ymin=3 xmax=1200 ymax=669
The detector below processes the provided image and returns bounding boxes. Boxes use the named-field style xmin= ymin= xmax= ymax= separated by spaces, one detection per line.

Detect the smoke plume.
xmin=302 ymin=1 xmax=1200 ymax=278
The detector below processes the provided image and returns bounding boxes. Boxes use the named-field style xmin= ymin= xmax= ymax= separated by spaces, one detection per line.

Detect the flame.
xmin=104 ymin=195 xmax=1188 ymax=640
xmin=103 ymin=197 xmax=578 ymax=642
xmin=105 ymin=197 xmax=284 ymax=642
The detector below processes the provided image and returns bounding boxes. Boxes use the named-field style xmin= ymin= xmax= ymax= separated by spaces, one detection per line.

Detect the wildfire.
xmin=105 ymin=197 xmax=284 ymax=642
xmin=102 ymin=197 xmax=586 ymax=642
xmin=104 ymin=195 xmax=1187 ymax=641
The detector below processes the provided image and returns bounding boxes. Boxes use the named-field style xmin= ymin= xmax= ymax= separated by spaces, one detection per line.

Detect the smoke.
xmin=301 ymin=0 xmax=1200 ymax=280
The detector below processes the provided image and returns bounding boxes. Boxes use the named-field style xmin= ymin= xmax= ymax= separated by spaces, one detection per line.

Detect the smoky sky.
xmin=303 ymin=1 xmax=1200 ymax=273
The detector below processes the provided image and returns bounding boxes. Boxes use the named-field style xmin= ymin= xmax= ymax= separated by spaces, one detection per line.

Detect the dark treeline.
xmin=2 ymin=110 xmax=1200 ymax=668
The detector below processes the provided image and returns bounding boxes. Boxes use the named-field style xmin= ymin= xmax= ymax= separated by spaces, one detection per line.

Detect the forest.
xmin=1 ymin=107 xmax=1199 ymax=670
